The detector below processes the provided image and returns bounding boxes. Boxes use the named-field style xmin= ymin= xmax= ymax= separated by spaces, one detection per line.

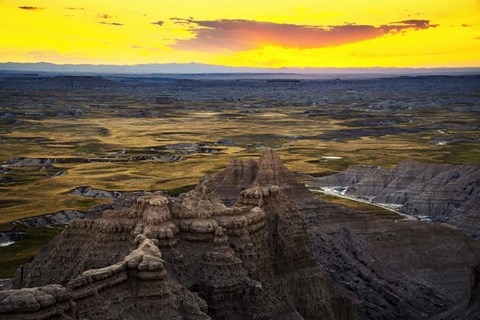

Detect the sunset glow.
xmin=1 ymin=0 xmax=479 ymax=67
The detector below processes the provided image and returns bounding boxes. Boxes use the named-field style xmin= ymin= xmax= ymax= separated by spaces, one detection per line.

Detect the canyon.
xmin=1 ymin=150 xmax=479 ymax=319
xmin=310 ymin=161 xmax=480 ymax=238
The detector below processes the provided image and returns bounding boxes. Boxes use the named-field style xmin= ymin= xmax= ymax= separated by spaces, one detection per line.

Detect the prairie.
xmin=0 ymin=74 xmax=479 ymax=276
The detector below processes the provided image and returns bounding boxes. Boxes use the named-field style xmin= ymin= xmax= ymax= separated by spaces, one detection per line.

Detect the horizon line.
xmin=1 ymin=61 xmax=480 ymax=69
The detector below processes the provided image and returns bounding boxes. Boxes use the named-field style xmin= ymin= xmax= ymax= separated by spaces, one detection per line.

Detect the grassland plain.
xmin=2 ymin=110 xmax=478 ymax=224
xmin=0 ymin=225 xmax=63 ymax=277
xmin=0 ymin=75 xmax=479 ymax=276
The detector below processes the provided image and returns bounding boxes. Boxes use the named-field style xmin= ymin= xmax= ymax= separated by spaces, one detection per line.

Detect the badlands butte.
xmin=0 ymin=73 xmax=479 ymax=319
xmin=1 ymin=150 xmax=480 ymax=320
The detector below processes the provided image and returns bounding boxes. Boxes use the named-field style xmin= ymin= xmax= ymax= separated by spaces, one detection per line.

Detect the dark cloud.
xmin=98 ymin=14 xmax=113 ymax=19
xmin=99 ymin=22 xmax=124 ymax=26
xmin=170 ymin=17 xmax=193 ymax=21
xmin=18 ymin=6 xmax=44 ymax=11
xmin=65 ymin=7 xmax=85 ymax=11
xmin=151 ymin=21 xmax=164 ymax=26
xmin=169 ymin=17 xmax=194 ymax=27
xmin=389 ymin=20 xmax=438 ymax=30
xmin=171 ymin=19 xmax=438 ymax=52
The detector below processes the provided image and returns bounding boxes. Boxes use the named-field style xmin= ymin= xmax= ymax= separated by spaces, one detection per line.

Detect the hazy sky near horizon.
xmin=1 ymin=0 xmax=479 ymax=68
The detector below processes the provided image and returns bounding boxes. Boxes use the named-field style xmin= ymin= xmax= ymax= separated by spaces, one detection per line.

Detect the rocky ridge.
xmin=310 ymin=161 xmax=480 ymax=238
xmin=1 ymin=151 xmax=479 ymax=319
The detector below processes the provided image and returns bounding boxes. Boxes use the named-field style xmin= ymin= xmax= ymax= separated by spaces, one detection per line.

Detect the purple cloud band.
xmin=171 ymin=19 xmax=438 ymax=51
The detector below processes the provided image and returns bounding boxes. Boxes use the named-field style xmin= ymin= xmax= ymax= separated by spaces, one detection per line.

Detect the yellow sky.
xmin=1 ymin=0 xmax=479 ymax=67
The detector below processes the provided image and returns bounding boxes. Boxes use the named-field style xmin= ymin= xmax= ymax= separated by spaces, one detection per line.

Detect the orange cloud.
xmin=172 ymin=19 xmax=437 ymax=52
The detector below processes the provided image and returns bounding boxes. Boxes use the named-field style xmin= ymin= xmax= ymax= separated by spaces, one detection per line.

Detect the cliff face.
xmin=214 ymin=149 xmax=314 ymax=206
xmin=311 ymin=161 xmax=480 ymax=238
xmin=4 ymin=150 xmax=354 ymax=320
xmin=2 ymin=151 xmax=480 ymax=320
xmin=305 ymin=203 xmax=480 ymax=319
xmin=2 ymin=236 xmax=210 ymax=320
xmin=431 ymin=264 xmax=480 ymax=320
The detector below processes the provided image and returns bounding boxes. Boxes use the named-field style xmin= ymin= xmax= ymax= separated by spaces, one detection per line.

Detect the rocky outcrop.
xmin=0 ymin=231 xmax=25 ymax=246
xmin=214 ymin=149 xmax=313 ymax=206
xmin=0 ymin=285 xmax=72 ymax=319
xmin=305 ymin=202 xmax=480 ymax=319
xmin=469 ymin=264 xmax=480 ymax=309
xmin=3 ymin=151 xmax=480 ymax=320
xmin=7 ymin=150 xmax=354 ymax=320
xmin=310 ymin=161 xmax=480 ymax=237
xmin=13 ymin=210 xmax=85 ymax=228
xmin=213 ymin=158 xmax=258 ymax=205
xmin=1 ymin=237 xmax=210 ymax=320
xmin=68 ymin=186 xmax=122 ymax=198
xmin=431 ymin=263 xmax=480 ymax=320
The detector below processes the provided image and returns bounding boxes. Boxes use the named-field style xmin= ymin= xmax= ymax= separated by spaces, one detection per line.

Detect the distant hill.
xmin=0 ymin=75 xmax=120 ymax=89
xmin=1 ymin=62 xmax=479 ymax=75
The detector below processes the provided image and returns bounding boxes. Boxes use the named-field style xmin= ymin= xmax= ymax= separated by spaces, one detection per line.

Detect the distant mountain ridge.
xmin=1 ymin=62 xmax=479 ymax=75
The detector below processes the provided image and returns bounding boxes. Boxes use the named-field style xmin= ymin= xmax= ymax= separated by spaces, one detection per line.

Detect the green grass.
xmin=74 ymin=199 xmax=98 ymax=208
xmin=167 ymin=184 xmax=197 ymax=196
xmin=314 ymin=192 xmax=403 ymax=220
xmin=436 ymin=142 xmax=480 ymax=163
xmin=74 ymin=144 xmax=103 ymax=154
xmin=0 ymin=200 xmax=29 ymax=209
xmin=0 ymin=90 xmax=478 ymax=277
xmin=0 ymin=225 xmax=64 ymax=278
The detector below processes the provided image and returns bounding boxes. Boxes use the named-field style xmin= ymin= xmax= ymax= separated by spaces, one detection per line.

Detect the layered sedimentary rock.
xmin=4 ymin=150 xmax=354 ymax=320
xmin=2 ymin=151 xmax=480 ymax=320
xmin=214 ymin=149 xmax=313 ymax=205
xmin=310 ymin=161 xmax=480 ymax=237
xmin=432 ymin=264 xmax=480 ymax=320
xmin=305 ymin=202 xmax=480 ymax=319
xmin=2 ymin=237 xmax=210 ymax=320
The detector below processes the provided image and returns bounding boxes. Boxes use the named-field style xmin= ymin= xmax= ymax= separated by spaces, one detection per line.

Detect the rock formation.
xmin=1 ymin=236 xmax=210 ymax=320
xmin=214 ymin=149 xmax=313 ymax=205
xmin=310 ymin=161 xmax=480 ymax=238
xmin=13 ymin=210 xmax=85 ymax=228
xmin=2 ymin=151 xmax=480 ymax=320
xmin=431 ymin=263 xmax=480 ymax=320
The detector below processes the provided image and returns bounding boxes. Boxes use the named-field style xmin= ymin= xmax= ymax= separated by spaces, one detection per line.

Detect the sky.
xmin=1 ymin=0 xmax=479 ymax=68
